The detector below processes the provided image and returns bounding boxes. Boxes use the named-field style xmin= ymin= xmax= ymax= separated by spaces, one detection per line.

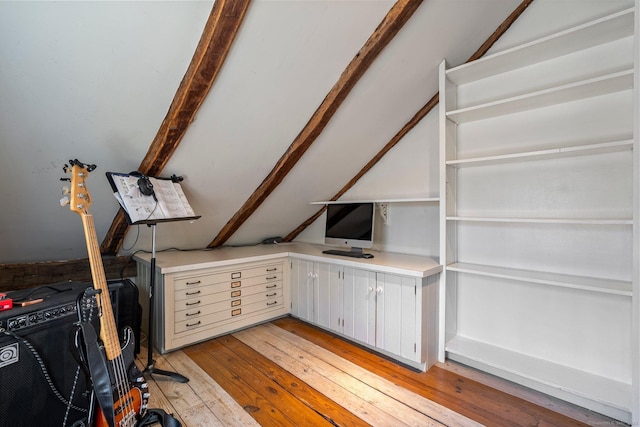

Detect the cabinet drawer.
xmin=174 ymin=280 xmax=282 ymax=310
xmin=237 ymin=280 xmax=283 ymax=298
xmin=174 ymin=295 xmax=284 ymax=334
xmin=174 ymin=266 xmax=283 ymax=292
xmin=174 ymin=309 xmax=230 ymax=333
xmin=174 ymin=272 xmax=282 ymax=301
xmin=174 ymin=286 xmax=283 ymax=314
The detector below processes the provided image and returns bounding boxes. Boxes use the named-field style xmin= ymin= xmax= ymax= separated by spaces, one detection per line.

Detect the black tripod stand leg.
xmin=144 ymin=223 xmax=190 ymax=384
xmin=144 ymin=366 xmax=189 ymax=383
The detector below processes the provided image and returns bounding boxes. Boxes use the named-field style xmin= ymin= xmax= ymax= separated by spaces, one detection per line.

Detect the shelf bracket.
xmin=377 ymin=203 xmax=389 ymax=225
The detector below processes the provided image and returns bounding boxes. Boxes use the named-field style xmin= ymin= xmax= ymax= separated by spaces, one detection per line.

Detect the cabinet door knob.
xmin=377 ymin=287 xmax=383 ymax=294
xmin=368 ymin=286 xmax=374 ymax=293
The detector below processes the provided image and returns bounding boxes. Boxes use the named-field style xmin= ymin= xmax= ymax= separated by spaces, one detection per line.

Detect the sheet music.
xmin=110 ymin=174 xmax=197 ymax=223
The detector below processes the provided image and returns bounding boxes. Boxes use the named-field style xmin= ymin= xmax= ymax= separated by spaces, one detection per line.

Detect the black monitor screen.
xmin=325 ymin=203 xmax=374 ymax=241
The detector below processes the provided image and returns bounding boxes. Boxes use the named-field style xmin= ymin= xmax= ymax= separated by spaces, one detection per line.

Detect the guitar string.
xmin=111 ymin=326 xmax=136 ymax=426
xmin=113 ymin=334 xmax=137 ymax=427
xmin=84 ymin=211 xmax=137 ymax=426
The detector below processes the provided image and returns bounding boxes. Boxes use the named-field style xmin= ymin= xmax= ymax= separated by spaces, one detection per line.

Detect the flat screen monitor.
xmin=324 ymin=202 xmax=374 ymax=251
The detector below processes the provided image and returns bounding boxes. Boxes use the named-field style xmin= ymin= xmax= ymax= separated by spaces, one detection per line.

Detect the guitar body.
xmin=95 ymin=327 xmax=145 ymax=427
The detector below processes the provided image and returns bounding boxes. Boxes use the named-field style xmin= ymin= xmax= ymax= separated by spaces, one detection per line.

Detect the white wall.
xmin=294 ymin=104 xmax=441 ymax=257
xmin=0 ymin=0 xmax=530 ymax=263
xmin=0 ymin=1 xmax=212 ymax=262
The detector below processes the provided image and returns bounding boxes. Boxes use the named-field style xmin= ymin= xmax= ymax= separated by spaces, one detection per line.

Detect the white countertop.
xmin=133 ymin=242 xmax=442 ymax=278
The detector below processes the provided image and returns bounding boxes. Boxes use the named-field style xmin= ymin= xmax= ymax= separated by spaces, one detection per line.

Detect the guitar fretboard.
xmin=81 ymin=213 xmax=121 ymax=361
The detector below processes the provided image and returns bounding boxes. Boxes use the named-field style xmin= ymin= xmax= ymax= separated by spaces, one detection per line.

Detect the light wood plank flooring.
xmin=138 ymin=317 xmax=624 ymax=426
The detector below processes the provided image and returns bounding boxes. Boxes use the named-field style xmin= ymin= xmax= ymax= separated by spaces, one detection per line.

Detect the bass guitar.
xmin=63 ymin=159 xmax=147 ymax=427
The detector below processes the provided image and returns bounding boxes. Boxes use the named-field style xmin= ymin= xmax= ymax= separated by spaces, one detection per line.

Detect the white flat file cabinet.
xmin=137 ymin=257 xmax=288 ymax=353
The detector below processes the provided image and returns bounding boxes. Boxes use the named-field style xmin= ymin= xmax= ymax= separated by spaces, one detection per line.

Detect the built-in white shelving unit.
xmin=439 ymin=5 xmax=637 ymax=423
xmin=447 ymin=262 xmax=632 ymax=297
xmin=446 ymin=139 xmax=633 ymax=168
xmin=445 ymin=8 xmax=635 ymax=84
xmin=447 ymin=69 xmax=633 ymax=123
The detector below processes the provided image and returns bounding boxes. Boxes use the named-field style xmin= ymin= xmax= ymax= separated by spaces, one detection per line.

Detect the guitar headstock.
xmin=61 ymin=159 xmax=97 ymax=215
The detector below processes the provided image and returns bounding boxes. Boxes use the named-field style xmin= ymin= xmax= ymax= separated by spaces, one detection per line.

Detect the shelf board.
xmin=446 ymin=216 xmax=633 ymax=225
xmin=310 ymin=197 xmax=439 ymax=205
xmin=446 ymin=8 xmax=635 ymax=85
xmin=446 ymin=69 xmax=634 ymax=124
xmin=447 ymin=262 xmax=632 ymax=296
xmin=446 ymin=139 xmax=634 ymax=168
xmin=446 ymin=336 xmax=632 ymax=419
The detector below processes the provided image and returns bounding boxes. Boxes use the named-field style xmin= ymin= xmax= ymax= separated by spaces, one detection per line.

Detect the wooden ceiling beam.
xmin=283 ymin=0 xmax=535 ymax=242
xmin=208 ymin=0 xmax=423 ymax=248
xmin=100 ymin=0 xmax=252 ymax=255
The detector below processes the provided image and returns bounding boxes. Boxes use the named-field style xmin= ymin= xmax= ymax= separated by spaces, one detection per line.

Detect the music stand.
xmin=106 ymin=172 xmax=200 ymax=383
xmin=143 ymin=222 xmax=189 ymax=382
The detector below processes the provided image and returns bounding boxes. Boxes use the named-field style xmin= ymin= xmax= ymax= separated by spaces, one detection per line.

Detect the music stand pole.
xmin=143 ymin=223 xmax=189 ymax=383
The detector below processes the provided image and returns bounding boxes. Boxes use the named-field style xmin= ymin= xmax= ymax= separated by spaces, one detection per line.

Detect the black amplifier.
xmin=0 ymin=279 xmax=141 ymax=427
xmin=0 ymin=279 xmax=141 ymax=351
xmin=0 ymin=285 xmax=81 ymax=332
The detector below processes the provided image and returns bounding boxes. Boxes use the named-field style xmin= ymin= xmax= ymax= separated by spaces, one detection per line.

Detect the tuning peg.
xmin=62 ymin=186 xmax=70 ymax=195
xmin=60 ymin=196 xmax=70 ymax=207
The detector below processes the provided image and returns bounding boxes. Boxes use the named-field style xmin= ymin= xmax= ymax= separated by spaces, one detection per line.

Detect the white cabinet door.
xmin=376 ymin=273 xmax=418 ymax=362
xmin=293 ymin=260 xmax=344 ymax=332
xmin=328 ymin=264 xmax=344 ymax=332
xmin=343 ymin=267 xmax=377 ymax=346
xmin=290 ymin=258 xmax=315 ymax=322
xmin=315 ymin=262 xmax=334 ymax=329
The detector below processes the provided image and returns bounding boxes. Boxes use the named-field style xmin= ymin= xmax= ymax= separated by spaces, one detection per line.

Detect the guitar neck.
xmin=81 ymin=213 xmax=121 ymax=361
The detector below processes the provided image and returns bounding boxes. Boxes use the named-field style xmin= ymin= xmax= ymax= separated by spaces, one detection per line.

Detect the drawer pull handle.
xmin=186 ymin=321 xmax=201 ymax=327
xmin=231 ymin=299 xmax=241 ymax=307
xmin=231 ymin=272 xmax=241 ymax=279
xmin=186 ymin=280 xmax=201 ymax=286
xmin=231 ymin=281 xmax=241 ymax=288
xmin=266 ymin=268 xmax=278 ymax=272
xmin=185 ymin=290 xmax=201 ymax=296
xmin=231 ymin=290 xmax=241 ymax=298
xmin=231 ymin=308 xmax=241 ymax=316
xmin=186 ymin=311 xmax=201 ymax=317
xmin=186 ymin=300 xmax=201 ymax=306
xmin=266 ymin=276 xmax=277 ymax=280
xmin=266 ymin=292 xmax=277 ymax=297
xmin=266 ymin=284 xmax=277 ymax=289
xmin=267 ymin=300 xmax=278 ymax=306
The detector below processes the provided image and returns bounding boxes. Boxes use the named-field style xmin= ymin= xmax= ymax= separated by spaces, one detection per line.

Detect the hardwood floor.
xmin=139 ymin=317 xmax=624 ymax=426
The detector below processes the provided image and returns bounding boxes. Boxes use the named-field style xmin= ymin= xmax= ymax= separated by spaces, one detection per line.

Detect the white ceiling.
xmin=0 ymin=0 xmax=543 ymax=263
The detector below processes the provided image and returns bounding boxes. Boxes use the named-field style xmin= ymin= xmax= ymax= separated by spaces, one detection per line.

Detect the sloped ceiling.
xmin=0 ymin=0 xmax=523 ymax=264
